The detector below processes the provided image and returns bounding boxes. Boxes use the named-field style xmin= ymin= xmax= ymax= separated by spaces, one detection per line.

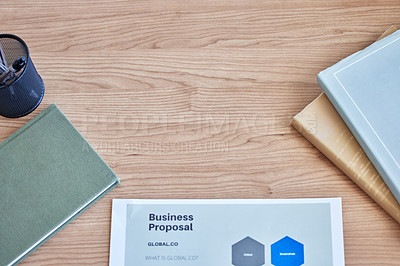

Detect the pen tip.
xmin=12 ymin=57 xmax=26 ymax=71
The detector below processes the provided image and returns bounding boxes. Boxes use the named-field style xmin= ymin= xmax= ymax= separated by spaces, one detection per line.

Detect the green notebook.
xmin=0 ymin=104 xmax=120 ymax=265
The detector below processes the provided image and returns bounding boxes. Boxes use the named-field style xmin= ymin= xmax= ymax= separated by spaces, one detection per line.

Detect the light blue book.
xmin=317 ymin=30 xmax=400 ymax=204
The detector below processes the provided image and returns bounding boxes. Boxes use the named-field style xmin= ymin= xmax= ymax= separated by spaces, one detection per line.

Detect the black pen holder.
xmin=0 ymin=34 xmax=44 ymax=118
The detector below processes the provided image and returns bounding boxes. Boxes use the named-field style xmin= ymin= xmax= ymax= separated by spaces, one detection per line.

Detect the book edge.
xmin=291 ymin=95 xmax=400 ymax=224
xmin=318 ymin=29 xmax=400 ymax=77
xmin=53 ymin=105 xmax=121 ymax=185
xmin=0 ymin=104 xmax=57 ymax=149
xmin=8 ymin=180 xmax=119 ymax=266
xmin=319 ymin=66 xmax=400 ymax=204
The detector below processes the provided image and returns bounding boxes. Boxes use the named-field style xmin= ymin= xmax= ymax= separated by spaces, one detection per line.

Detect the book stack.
xmin=292 ymin=26 xmax=400 ymax=224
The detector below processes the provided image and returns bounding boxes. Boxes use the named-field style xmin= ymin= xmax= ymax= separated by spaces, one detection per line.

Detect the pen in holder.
xmin=0 ymin=34 xmax=44 ymax=118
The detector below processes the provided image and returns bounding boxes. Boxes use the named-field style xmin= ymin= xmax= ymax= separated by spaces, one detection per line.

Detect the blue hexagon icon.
xmin=232 ymin=236 xmax=265 ymax=266
xmin=271 ymin=236 xmax=304 ymax=266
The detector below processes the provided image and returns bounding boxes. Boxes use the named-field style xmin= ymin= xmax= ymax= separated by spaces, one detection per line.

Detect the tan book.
xmin=291 ymin=26 xmax=400 ymax=224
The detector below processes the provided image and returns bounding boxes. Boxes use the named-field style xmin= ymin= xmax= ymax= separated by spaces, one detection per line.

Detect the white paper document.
xmin=109 ymin=198 xmax=344 ymax=266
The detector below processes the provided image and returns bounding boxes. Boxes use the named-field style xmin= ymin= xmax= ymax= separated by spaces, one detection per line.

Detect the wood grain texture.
xmin=0 ymin=0 xmax=400 ymax=265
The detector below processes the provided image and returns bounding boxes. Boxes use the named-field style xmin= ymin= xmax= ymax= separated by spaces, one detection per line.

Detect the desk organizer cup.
xmin=0 ymin=34 xmax=44 ymax=118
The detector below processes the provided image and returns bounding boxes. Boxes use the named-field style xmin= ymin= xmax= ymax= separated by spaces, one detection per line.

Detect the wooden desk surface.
xmin=1 ymin=0 xmax=399 ymax=264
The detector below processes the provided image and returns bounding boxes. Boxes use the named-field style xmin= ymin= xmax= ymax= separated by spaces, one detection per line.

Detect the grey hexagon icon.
xmin=232 ymin=236 xmax=265 ymax=266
